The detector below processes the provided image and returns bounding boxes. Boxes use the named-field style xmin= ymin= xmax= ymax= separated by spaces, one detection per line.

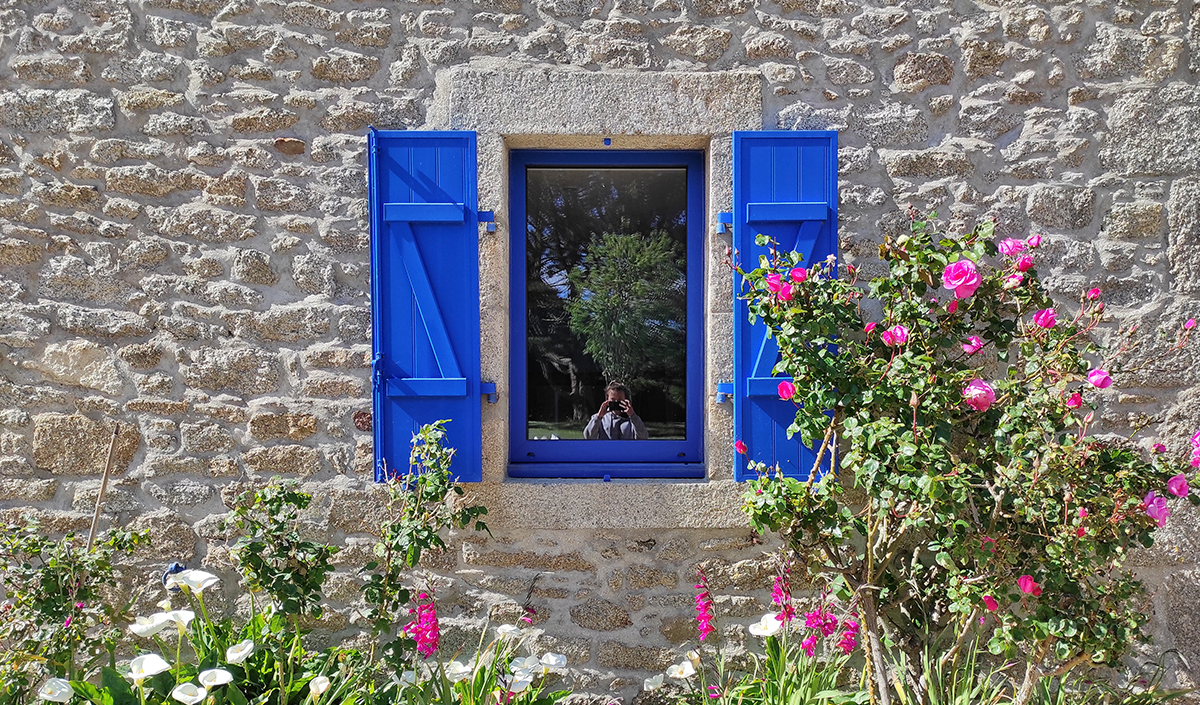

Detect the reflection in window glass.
xmin=525 ymin=167 xmax=688 ymax=441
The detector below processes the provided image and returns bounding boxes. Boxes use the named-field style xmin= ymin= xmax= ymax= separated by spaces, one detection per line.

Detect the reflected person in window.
xmin=584 ymin=381 xmax=648 ymax=440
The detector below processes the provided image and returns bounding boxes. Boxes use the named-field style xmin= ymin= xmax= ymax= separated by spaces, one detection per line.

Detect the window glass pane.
xmin=525 ymin=167 xmax=688 ymax=441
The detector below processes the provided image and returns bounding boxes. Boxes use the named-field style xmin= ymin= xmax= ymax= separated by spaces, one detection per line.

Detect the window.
xmin=508 ymin=150 xmax=706 ymax=479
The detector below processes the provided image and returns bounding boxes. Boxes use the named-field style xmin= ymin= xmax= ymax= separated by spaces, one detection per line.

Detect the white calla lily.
xmin=643 ymin=674 xmax=664 ymax=692
xmin=540 ymin=652 xmax=567 ymax=669
xmin=165 ymin=570 xmax=220 ymax=595
xmin=508 ymin=674 xmax=533 ymax=694
xmin=496 ymin=624 xmax=524 ymax=640
xmin=37 ymin=678 xmax=73 ymax=703
xmin=128 ymin=653 xmax=172 ymax=684
xmin=170 ymin=683 xmax=207 ymax=705
xmin=666 ymin=661 xmax=696 ymax=680
xmin=510 ymin=656 xmax=541 ymax=673
xmin=445 ymin=660 xmax=473 ymax=682
xmin=309 ymin=676 xmax=331 ymax=696
xmin=748 ymin=613 xmax=783 ymax=637
xmin=226 ymin=639 xmax=255 ymax=664
xmin=198 ymin=669 xmax=233 ymax=688
xmin=395 ymin=671 xmax=416 ymax=687
xmin=129 ymin=613 xmax=172 ymax=638
xmin=163 ymin=610 xmax=195 ymax=633
xmin=685 ymin=650 xmax=700 ymax=668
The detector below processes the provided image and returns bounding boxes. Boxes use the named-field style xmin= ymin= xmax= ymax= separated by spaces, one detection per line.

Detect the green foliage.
xmin=736 ymin=213 xmax=1198 ymax=703
xmin=0 ymin=524 xmax=145 ymax=703
xmin=361 ymin=421 xmax=489 ymax=681
xmin=565 ymin=230 xmax=686 ymax=390
xmin=225 ymin=481 xmax=338 ymax=619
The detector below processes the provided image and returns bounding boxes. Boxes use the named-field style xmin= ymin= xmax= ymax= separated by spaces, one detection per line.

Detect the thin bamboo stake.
xmin=86 ymin=423 xmax=121 ymax=552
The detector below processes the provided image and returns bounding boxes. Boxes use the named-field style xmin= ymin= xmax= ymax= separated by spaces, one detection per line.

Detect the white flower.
xmin=685 ymin=650 xmax=700 ymax=668
xmin=643 ymin=674 xmax=664 ymax=692
xmin=395 ymin=671 xmax=416 ymax=687
xmin=37 ymin=678 xmax=73 ymax=703
xmin=496 ymin=624 xmax=524 ymax=640
xmin=129 ymin=613 xmax=172 ymax=638
xmin=540 ymin=653 xmax=567 ymax=669
xmin=666 ymin=661 xmax=696 ymax=680
xmin=163 ymin=610 xmax=195 ymax=633
xmin=507 ymin=674 xmax=533 ymax=694
xmin=165 ymin=570 xmax=220 ymax=595
xmin=748 ymin=613 xmax=783 ymax=638
xmin=128 ymin=654 xmax=172 ymax=684
xmin=226 ymin=639 xmax=255 ymax=665
xmin=198 ymin=669 xmax=233 ymax=688
xmin=445 ymin=661 xmax=473 ymax=683
xmin=309 ymin=676 xmax=331 ymax=696
xmin=170 ymin=683 xmax=207 ymax=705
xmin=156 ymin=599 xmax=172 ymax=612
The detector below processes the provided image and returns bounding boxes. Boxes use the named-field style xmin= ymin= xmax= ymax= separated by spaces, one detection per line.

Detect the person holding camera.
xmin=583 ymin=381 xmax=649 ymax=440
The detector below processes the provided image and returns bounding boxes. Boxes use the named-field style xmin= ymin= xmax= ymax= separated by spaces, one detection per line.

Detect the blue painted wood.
xmin=745 ymin=202 xmax=828 ymax=223
xmin=383 ymin=202 xmax=466 ymax=223
xmin=507 ymin=150 xmax=706 ymax=478
xmin=369 ymin=130 xmax=482 ymax=482
xmin=732 ymin=131 xmax=839 ymax=482
xmin=386 ymin=378 xmax=469 ymax=397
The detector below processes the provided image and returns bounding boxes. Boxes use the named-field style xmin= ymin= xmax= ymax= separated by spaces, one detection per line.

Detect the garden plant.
xmin=735 ymin=212 xmax=1198 ymax=705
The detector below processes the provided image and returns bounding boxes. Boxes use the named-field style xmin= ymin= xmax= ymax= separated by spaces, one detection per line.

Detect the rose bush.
xmin=736 ymin=212 xmax=1198 ymax=705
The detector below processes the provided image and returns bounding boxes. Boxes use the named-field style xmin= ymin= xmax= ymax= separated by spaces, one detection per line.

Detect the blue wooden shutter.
xmin=368 ymin=130 xmax=482 ymax=482
xmin=732 ymin=131 xmax=838 ymax=481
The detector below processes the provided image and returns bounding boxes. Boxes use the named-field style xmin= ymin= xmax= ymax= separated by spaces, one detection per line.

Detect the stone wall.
xmin=2 ymin=0 xmax=1200 ymax=701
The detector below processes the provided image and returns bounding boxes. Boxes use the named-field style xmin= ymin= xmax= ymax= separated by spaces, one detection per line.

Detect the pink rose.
xmin=947 ymin=300 xmax=959 ymax=314
xmin=1017 ymin=575 xmax=1042 ymax=596
xmin=1078 ymin=507 xmax=1088 ymax=519
xmin=778 ymin=282 xmax=794 ymax=302
xmin=1026 ymin=234 xmax=1042 ymax=248
xmin=778 ymin=380 xmax=795 ymax=400
xmin=1004 ymin=273 xmax=1024 ymax=288
xmin=1153 ymin=443 xmax=1167 ymax=453
xmin=963 ymin=379 xmax=995 ymax=411
xmin=1065 ymin=393 xmax=1082 ymax=409
xmin=941 ymin=259 xmax=982 ymax=300
xmin=1033 ymin=308 xmax=1057 ymax=329
xmin=881 ymin=325 xmax=909 ymax=346
xmin=864 ymin=322 xmax=877 ymax=334
xmin=1144 ymin=491 xmax=1170 ymax=528
xmin=962 ymin=336 xmax=984 ymax=355
xmin=765 ymin=273 xmax=783 ymax=293
xmin=1076 ymin=527 xmax=1086 ymax=537
xmin=1016 ymin=255 xmax=1033 ymax=272
xmin=982 ymin=595 xmax=998 ymax=612
xmin=1186 ymin=318 xmax=1196 ymax=330
xmin=735 ymin=440 xmax=747 ymax=455
xmin=790 ymin=267 xmax=808 ymax=283
xmin=998 ymin=238 xmax=1025 ymax=257
xmin=1087 ymin=288 xmax=1101 ymax=300
xmin=1087 ymin=369 xmax=1113 ymax=389
xmin=1167 ymin=473 xmax=1189 ymax=498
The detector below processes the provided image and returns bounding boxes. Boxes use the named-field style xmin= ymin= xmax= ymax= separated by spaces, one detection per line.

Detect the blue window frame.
xmin=508 ymin=149 xmax=706 ymax=479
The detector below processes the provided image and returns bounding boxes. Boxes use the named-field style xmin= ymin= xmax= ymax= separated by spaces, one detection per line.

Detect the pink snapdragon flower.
xmin=881 ymin=325 xmax=909 ymax=347
xmin=1144 ymin=491 xmax=1170 ymax=528
xmin=791 ymin=267 xmax=808 ymax=283
xmin=942 ymin=259 xmax=982 ymax=299
xmin=695 ymin=572 xmax=715 ymax=641
xmin=962 ymin=336 xmax=984 ymax=355
xmin=1016 ymin=255 xmax=1034 ymax=272
xmin=771 ymin=575 xmax=795 ymax=624
xmin=404 ymin=593 xmax=440 ymax=658
xmin=1167 ymin=474 xmax=1189 ymax=498
xmin=1017 ymin=575 xmax=1042 ymax=597
xmin=998 ymin=238 xmax=1024 ymax=256
xmin=1088 ymin=369 xmax=1113 ymax=389
xmin=778 ymin=380 xmax=796 ymax=401
xmin=1033 ymin=308 xmax=1057 ymax=329
xmin=963 ymin=379 xmax=996 ymax=411
xmin=837 ymin=620 xmax=859 ymax=655
xmin=800 ymin=634 xmax=818 ymax=658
